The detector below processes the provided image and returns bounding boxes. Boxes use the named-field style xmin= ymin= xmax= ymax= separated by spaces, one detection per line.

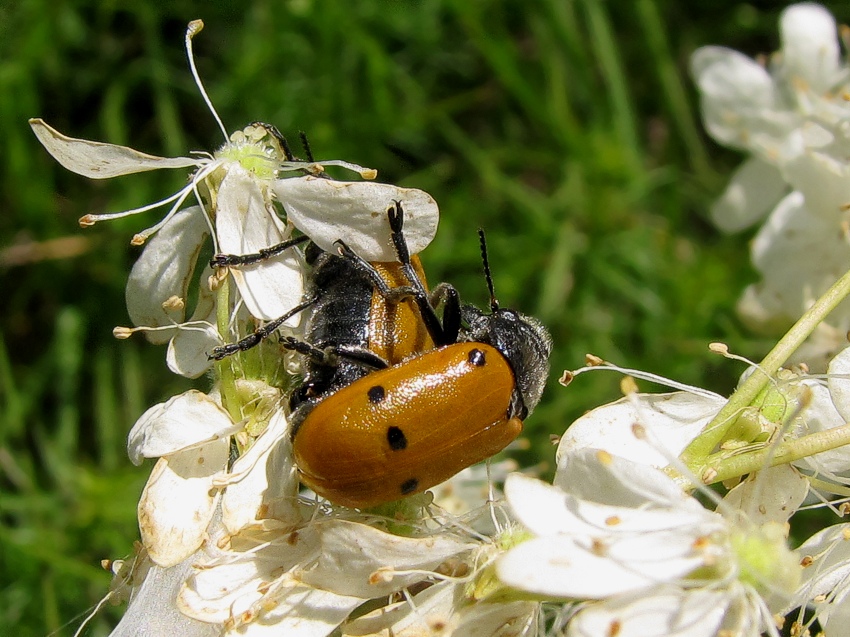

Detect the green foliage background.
xmin=1 ymin=1 xmax=844 ymax=635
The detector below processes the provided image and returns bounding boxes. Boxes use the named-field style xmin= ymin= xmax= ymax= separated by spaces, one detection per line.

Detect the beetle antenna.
xmin=478 ymin=229 xmax=499 ymax=312
xmin=299 ymin=131 xmax=315 ymax=163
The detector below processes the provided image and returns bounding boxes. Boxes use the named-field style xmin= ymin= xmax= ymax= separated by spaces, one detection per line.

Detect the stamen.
xmin=278 ymin=160 xmax=378 ymax=179
xmin=569 ymin=360 xmax=722 ymax=399
xmin=79 ymin=183 xmax=193 ymax=227
xmin=185 ymin=20 xmax=228 ymax=142
xmin=130 ymin=181 xmax=200 ymax=245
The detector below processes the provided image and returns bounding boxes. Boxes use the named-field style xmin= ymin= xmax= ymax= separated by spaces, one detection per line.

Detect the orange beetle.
xmin=292 ymin=342 xmax=523 ymax=508
xmin=289 ymin=218 xmax=551 ymax=508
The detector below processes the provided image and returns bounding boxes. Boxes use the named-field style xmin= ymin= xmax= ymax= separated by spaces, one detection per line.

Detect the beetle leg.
xmin=278 ymin=338 xmax=389 ymax=370
xmin=209 ymin=297 xmax=316 ymax=360
xmin=428 ymin=282 xmax=461 ymax=344
xmin=209 ymin=234 xmax=310 ymax=268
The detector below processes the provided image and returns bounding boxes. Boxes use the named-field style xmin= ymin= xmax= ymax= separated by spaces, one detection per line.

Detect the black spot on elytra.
xmin=400 ymin=478 xmax=419 ymax=495
xmin=367 ymin=385 xmax=386 ymax=403
xmin=387 ymin=426 xmax=407 ymax=450
xmin=468 ymin=348 xmax=486 ymax=366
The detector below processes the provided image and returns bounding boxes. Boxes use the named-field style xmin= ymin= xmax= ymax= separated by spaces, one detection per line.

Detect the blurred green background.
xmin=1 ymin=1 xmax=843 ymax=635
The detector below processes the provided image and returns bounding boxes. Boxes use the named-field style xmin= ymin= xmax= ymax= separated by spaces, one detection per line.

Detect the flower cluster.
xmin=692 ymin=2 xmax=850 ymax=370
xmin=34 ymin=10 xmax=850 ymax=637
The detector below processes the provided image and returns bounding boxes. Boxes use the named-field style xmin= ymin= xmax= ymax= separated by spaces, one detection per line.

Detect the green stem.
xmin=681 ymin=267 xmax=850 ymax=466
xmin=214 ymin=276 xmax=242 ymax=422
xmin=707 ymin=423 xmax=850 ymax=484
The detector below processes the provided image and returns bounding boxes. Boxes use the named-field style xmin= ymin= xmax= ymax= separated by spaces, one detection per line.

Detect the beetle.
xmin=288 ymin=219 xmax=552 ymax=509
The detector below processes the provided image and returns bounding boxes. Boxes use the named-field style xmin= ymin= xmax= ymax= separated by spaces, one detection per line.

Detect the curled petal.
xmin=274 ymin=177 xmax=439 ymax=260
xmin=126 ymin=205 xmax=210 ymax=342
xmin=29 ymin=118 xmax=199 ymax=178
xmin=166 ymin=323 xmax=220 ymax=379
xmin=127 ymin=390 xmax=239 ymax=464
xmin=138 ymin=440 xmax=229 ymax=567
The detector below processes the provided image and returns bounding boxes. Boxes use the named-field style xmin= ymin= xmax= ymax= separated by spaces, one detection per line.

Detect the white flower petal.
xmin=566 ymin=586 xmax=731 ymax=637
xmin=138 ymin=440 xmax=229 ymax=567
xmin=507 ymin=472 xmax=709 ymax=540
xmin=127 ymin=390 xmax=239 ymax=464
xmin=234 ymin=583 xmax=362 ymax=637
xmin=179 ymin=530 xmax=320 ymax=623
xmin=556 ymin=392 xmax=723 ymax=471
xmin=690 ymin=46 xmax=779 ymax=150
xmin=498 ymin=534 xmax=705 ymax=599
xmin=274 ymin=177 xmax=439 ymax=260
xmin=779 ymin=3 xmax=841 ymax=95
xmin=126 ymin=205 xmax=210 ymax=342
xmin=736 ymin=283 xmax=794 ymax=333
xmin=301 ymin=520 xmax=475 ymax=598
xmin=783 ymin=149 xmax=850 ymax=220
xmin=750 ymin=191 xmax=850 ymax=322
xmin=795 ymin=379 xmax=850 ymax=474
xmin=344 ymin=579 xmax=538 ymax=637
xmin=722 ymin=465 xmax=808 ymax=525
xmin=221 ymin=410 xmax=300 ymax=534
xmin=554 ymin=449 xmax=699 ymax=509
xmin=216 ymin=165 xmax=305 ymax=322
xmin=710 ymin=158 xmax=787 ymax=233
xmin=343 ymin=580 xmax=456 ymax=637
xmin=828 ymin=345 xmax=850 ymax=422
xmin=165 ymin=325 xmax=219 ymax=378
xmin=29 ymin=118 xmax=199 ymax=179
xmin=165 ymin=268 xmax=220 ymax=378
xmin=108 ymin=553 xmax=220 ymax=637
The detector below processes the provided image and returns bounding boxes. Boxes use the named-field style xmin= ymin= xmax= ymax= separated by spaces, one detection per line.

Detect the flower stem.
xmin=214 ymin=276 xmax=242 ymax=421
xmin=681 ymin=267 xmax=850 ymax=466
xmin=706 ymin=423 xmax=850 ymax=484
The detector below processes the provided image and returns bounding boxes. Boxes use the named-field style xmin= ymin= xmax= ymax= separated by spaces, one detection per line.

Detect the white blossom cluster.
xmin=692 ymin=2 xmax=850 ymax=370
xmin=31 ymin=12 xmax=850 ymax=637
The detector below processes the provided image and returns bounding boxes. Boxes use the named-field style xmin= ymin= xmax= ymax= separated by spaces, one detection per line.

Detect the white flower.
xmin=498 ymin=453 xmax=802 ymax=637
xmin=691 ymin=4 xmax=850 ymax=369
xmin=691 ymin=3 xmax=845 ymax=232
xmin=127 ymin=385 xmax=290 ymax=567
xmin=31 ymin=20 xmax=440 ymax=374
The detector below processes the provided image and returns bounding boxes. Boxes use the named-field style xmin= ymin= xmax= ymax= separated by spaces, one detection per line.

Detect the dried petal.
xmin=29 ymin=118 xmax=199 ymax=178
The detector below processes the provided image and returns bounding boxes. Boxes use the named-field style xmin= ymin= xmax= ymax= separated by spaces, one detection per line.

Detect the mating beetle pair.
xmin=213 ymin=202 xmax=551 ymax=509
